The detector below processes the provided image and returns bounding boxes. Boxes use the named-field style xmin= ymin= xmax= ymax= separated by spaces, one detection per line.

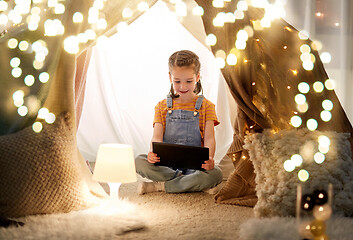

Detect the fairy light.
xmin=298 ymin=82 xmax=310 ymax=94
xmin=17 ymin=106 xmax=28 ymax=117
xmin=322 ymin=100 xmax=333 ymax=111
xmin=306 ymin=119 xmax=318 ymax=131
xmin=298 ymin=169 xmax=309 ymax=182
xmin=313 ymin=81 xmax=324 ymax=93
xmin=13 ymin=90 xmax=25 ymax=101
xmin=215 ymin=49 xmax=226 ymax=59
xmin=205 ymin=34 xmax=217 ymax=46
xmin=235 ymin=40 xmax=246 ymax=50
xmin=12 ymin=67 xmax=22 ymax=78
xmin=137 ymin=2 xmax=149 ymax=12
xmin=291 ymin=116 xmax=302 ymax=127
xmin=64 ymin=36 xmax=79 ymax=54
xmin=320 ymin=111 xmax=332 ymax=122
xmin=302 ymin=60 xmax=314 ymax=71
xmin=297 ymin=103 xmax=309 ymax=113
xmin=24 ymin=75 xmax=35 ymax=86
xmin=295 ymin=94 xmax=306 ymax=105
xmin=291 ymin=154 xmax=303 ymax=167
xmin=325 ymin=79 xmax=335 ymax=90
xmin=320 ymin=52 xmax=331 ymax=63
xmin=226 ymin=53 xmax=237 ymax=65
xmin=19 ymin=41 xmax=29 ymax=51
xmin=97 ymin=18 xmax=107 ymax=30
xmin=73 ymin=12 xmax=84 ymax=23
xmin=234 ymin=10 xmax=244 ymax=20
xmin=215 ymin=57 xmax=226 ymax=69
xmin=85 ymin=29 xmax=96 ymax=40
xmin=38 ymin=72 xmax=49 ymax=83
xmin=314 ymin=152 xmax=325 ymax=164
xmin=237 ymin=1 xmax=248 ymax=11
xmin=192 ymin=6 xmax=204 ymax=16
xmin=225 ymin=12 xmax=235 ymax=23
xmin=10 ymin=57 xmax=21 ymax=68
xmin=212 ymin=0 xmax=224 ymax=8
xmin=0 ymin=1 xmax=8 ymax=11
xmin=243 ymin=25 xmax=254 ymax=37
xmin=38 ymin=107 xmax=49 ymax=119
xmin=0 ymin=13 xmax=8 ymax=25
xmin=32 ymin=122 xmax=43 ymax=133
xmin=284 ymin=159 xmax=295 ymax=172
xmin=122 ymin=8 xmax=133 ymax=19
xmin=312 ymin=40 xmax=323 ymax=51
xmin=300 ymin=44 xmax=311 ymax=53
xmin=175 ymin=1 xmax=187 ymax=16
xmin=54 ymin=3 xmax=65 ymax=14
xmin=298 ymin=30 xmax=309 ymax=40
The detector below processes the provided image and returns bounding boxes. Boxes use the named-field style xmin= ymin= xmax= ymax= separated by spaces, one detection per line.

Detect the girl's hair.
xmin=168 ymin=50 xmax=203 ymax=98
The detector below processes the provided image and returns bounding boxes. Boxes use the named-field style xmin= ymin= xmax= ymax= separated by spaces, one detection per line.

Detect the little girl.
xmin=135 ymin=50 xmax=223 ymax=194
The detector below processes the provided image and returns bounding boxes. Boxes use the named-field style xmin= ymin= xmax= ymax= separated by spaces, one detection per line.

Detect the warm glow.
xmin=206 ymin=34 xmax=217 ymax=46
xmin=10 ymin=57 xmax=21 ymax=68
xmin=298 ymin=82 xmax=310 ymax=94
xmin=12 ymin=67 xmax=22 ymax=78
xmin=318 ymin=135 xmax=330 ymax=147
xmin=215 ymin=57 xmax=226 ymax=69
xmin=64 ymin=36 xmax=79 ymax=54
xmin=312 ymin=40 xmax=323 ymax=51
xmin=298 ymin=169 xmax=309 ymax=182
xmin=291 ymin=116 xmax=302 ymax=127
xmin=284 ymin=160 xmax=295 ymax=172
xmin=32 ymin=122 xmax=43 ymax=133
xmin=297 ymin=103 xmax=309 ymax=113
xmin=320 ymin=110 xmax=332 ymax=122
xmin=295 ymin=94 xmax=306 ymax=105
xmin=306 ymin=119 xmax=318 ymax=131
xmin=325 ymin=79 xmax=335 ymax=90
xmin=192 ymin=6 xmax=204 ymax=16
xmin=73 ymin=12 xmax=84 ymax=23
xmin=212 ymin=0 xmax=224 ymax=8
xmin=226 ymin=54 xmax=237 ymax=65
xmin=38 ymin=107 xmax=49 ymax=119
xmin=18 ymin=106 xmax=28 ymax=117
xmin=237 ymin=1 xmax=248 ymax=11
xmin=322 ymin=100 xmax=333 ymax=111
xmin=39 ymin=72 xmax=50 ymax=83
xmin=300 ymin=44 xmax=311 ymax=54
xmin=302 ymin=60 xmax=314 ymax=71
xmin=314 ymin=152 xmax=325 ymax=164
xmin=24 ymin=75 xmax=35 ymax=86
xmin=291 ymin=154 xmax=303 ymax=167
xmin=313 ymin=81 xmax=324 ymax=93
xmin=320 ymin=52 xmax=332 ymax=63
xmin=298 ymin=30 xmax=309 ymax=40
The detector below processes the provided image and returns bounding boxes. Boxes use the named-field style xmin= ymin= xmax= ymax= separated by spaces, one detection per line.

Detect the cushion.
xmin=0 ymin=112 xmax=98 ymax=218
xmin=244 ymin=129 xmax=353 ymax=217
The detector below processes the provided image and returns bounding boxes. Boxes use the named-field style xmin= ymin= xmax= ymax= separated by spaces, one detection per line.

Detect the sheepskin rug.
xmin=0 ymin=199 xmax=145 ymax=240
xmin=239 ymin=217 xmax=353 ymax=240
xmin=244 ymin=129 xmax=353 ymax=217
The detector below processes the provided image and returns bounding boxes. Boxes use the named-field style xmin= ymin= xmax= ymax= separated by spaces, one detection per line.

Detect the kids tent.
xmin=1 ymin=0 xmax=353 ymax=219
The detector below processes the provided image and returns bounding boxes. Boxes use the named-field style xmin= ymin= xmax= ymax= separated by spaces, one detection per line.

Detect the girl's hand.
xmin=147 ymin=151 xmax=160 ymax=164
xmin=202 ymin=157 xmax=214 ymax=171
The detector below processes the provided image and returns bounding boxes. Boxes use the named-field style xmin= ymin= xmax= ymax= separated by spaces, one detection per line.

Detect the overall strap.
xmin=166 ymin=94 xmax=173 ymax=114
xmin=193 ymin=95 xmax=204 ymax=116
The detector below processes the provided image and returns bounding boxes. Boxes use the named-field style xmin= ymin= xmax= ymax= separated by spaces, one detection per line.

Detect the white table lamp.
xmin=92 ymin=144 xmax=137 ymax=200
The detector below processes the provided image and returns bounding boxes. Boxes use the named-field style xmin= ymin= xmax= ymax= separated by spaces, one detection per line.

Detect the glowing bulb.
xmin=8 ymin=38 xmax=18 ymax=49
xmin=300 ymin=44 xmax=311 ymax=53
xmin=322 ymin=100 xmax=333 ymax=111
xmin=260 ymin=17 xmax=271 ymax=28
xmin=306 ymin=119 xmax=318 ymax=131
xmin=302 ymin=60 xmax=314 ymax=71
xmin=12 ymin=67 xmax=22 ymax=78
xmin=45 ymin=113 xmax=56 ymax=124
xmin=18 ymin=106 xmax=28 ymax=117
xmin=226 ymin=54 xmax=237 ymax=65
xmin=10 ymin=57 xmax=21 ymax=68
xmin=0 ymin=1 xmax=8 ymax=11
xmin=235 ymin=40 xmax=246 ymax=50
xmin=54 ymin=3 xmax=65 ymax=14
xmin=97 ymin=18 xmax=107 ymax=30
xmin=13 ymin=90 xmax=24 ymax=101
xmin=137 ymin=2 xmax=149 ymax=12
xmin=291 ymin=116 xmax=302 ymax=127
xmin=64 ymin=36 xmax=79 ymax=54
xmin=39 ymin=72 xmax=50 ymax=83
xmin=300 ymin=53 xmax=311 ymax=62
xmin=320 ymin=52 xmax=331 ymax=63
xmin=19 ymin=41 xmax=29 ymax=51
xmin=206 ymin=34 xmax=217 ymax=46
xmin=24 ymin=75 xmax=35 ymax=86
xmin=215 ymin=50 xmax=226 ymax=59
xmin=32 ymin=122 xmax=43 ymax=133
xmin=237 ymin=30 xmax=248 ymax=41
xmin=325 ymin=79 xmax=335 ymax=90
xmin=33 ymin=60 xmax=44 ymax=70
xmin=295 ymin=94 xmax=306 ymax=105
xmin=48 ymin=0 xmax=58 ymax=8
xmin=313 ymin=81 xmax=324 ymax=93
xmin=291 ymin=154 xmax=303 ymax=167
xmin=284 ymin=160 xmax=295 ymax=172
xmin=298 ymin=169 xmax=309 ymax=182
xmin=243 ymin=25 xmax=254 ymax=38
xmin=318 ymin=135 xmax=330 ymax=147
xmin=312 ymin=40 xmax=323 ymax=51
xmin=319 ymin=145 xmax=329 ymax=154
xmin=73 ymin=12 xmax=83 ymax=23
xmin=0 ymin=13 xmax=8 ymax=25
xmin=237 ymin=1 xmax=248 ymax=11
xmin=38 ymin=108 xmax=49 ymax=119
xmin=298 ymin=82 xmax=310 ymax=94
xmin=85 ymin=29 xmax=96 ymax=40
xmin=314 ymin=152 xmax=325 ymax=164
xmin=320 ymin=111 xmax=332 ymax=122
xmin=215 ymin=57 xmax=225 ymax=69
xmin=212 ymin=0 xmax=224 ymax=8
xmin=122 ymin=8 xmax=133 ymax=18
xmin=297 ymin=103 xmax=309 ymax=113
xmin=213 ymin=16 xmax=224 ymax=27
xmin=298 ymin=30 xmax=309 ymax=40
xmin=234 ymin=10 xmax=244 ymax=19
xmin=28 ymin=21 xmax=39 ymax=31
xmin=192 ymin=6 xmax=204 ymax=16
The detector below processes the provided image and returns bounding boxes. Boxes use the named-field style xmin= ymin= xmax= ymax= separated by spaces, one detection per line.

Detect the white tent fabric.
xmin=77 ymin=1 xmax=234 ymax=164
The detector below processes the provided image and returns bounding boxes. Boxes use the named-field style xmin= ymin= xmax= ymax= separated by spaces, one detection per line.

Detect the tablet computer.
xmin=152 ymin=142 xmax=209 ymax=170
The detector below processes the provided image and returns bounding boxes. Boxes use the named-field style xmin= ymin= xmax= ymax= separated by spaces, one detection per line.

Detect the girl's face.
xmin=169 ymin=66 xmax=200 ymax=99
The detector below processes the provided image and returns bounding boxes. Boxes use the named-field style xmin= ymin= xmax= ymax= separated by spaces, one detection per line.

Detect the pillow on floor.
xmin=244 ymin=129 xmax=353 ymax=218
xmin=0 ymin=112 xmax=97 ymax=218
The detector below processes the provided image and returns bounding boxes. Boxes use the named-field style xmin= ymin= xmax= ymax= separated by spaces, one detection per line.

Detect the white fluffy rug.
xmin=239 ymin=217 xmax=353 ymax=240
xmin=0 ymin=199 xmax=145 ymax=240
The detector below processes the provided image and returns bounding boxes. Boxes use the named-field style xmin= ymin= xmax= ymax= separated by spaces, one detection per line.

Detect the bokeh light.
xmin=291 ymin=115 xmax=302 ymax=127
xmin=298 ymin=169 xmax=309 ymax=182
xmin=314 ymin=152 xmax=325 ymax=164
xmin=306 ymin=119 xmax=318 ymax=131
xmin=322 ymin=100 xmax=333 ymax=111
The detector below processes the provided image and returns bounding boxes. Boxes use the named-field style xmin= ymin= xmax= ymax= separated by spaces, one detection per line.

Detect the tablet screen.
xmin=152 ymin=142 xmax=209 ymax=170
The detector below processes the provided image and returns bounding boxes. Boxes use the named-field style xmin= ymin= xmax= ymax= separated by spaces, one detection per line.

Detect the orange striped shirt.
xmin=153 ymin=97 xmax=219 ymax=142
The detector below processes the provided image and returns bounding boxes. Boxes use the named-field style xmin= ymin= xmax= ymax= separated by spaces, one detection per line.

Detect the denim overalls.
xmin=135 ymin=95 xmax=223 ymax=193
